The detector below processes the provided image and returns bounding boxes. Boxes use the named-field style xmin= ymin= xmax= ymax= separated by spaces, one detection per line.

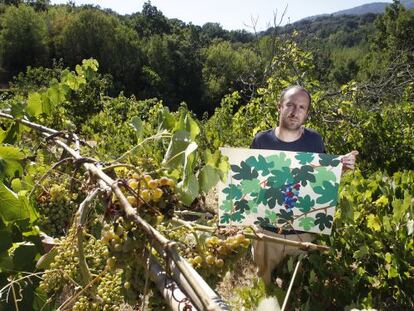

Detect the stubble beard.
xmin=280 ymin=116 xmax=303 ymax=132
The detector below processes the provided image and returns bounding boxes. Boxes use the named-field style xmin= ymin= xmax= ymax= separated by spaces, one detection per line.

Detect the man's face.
xmin=278 ymin=88 xmax=310 ymax=131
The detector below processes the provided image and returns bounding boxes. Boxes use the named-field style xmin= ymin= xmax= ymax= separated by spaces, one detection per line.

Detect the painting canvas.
xmin=218 ymin=147 xmax=343 ymax=235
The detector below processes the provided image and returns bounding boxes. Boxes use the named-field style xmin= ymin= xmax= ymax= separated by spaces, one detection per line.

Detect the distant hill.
xmin=333 ymin=0 xmax=414 ymax=16
xmin=300 ymin=0 xmax=414 ymax=22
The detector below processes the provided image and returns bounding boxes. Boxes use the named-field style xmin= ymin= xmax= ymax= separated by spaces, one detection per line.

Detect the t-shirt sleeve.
xmin=319 ymin=135 xmax=326 ymax=153
xmin=250 ymin=135 xmax=258 ymax=149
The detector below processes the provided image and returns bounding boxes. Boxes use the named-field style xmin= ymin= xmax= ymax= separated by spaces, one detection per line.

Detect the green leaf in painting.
xmin=266 ymin=152 xmax=291 ymax=168
xmin=265 ymin=209 xmax=277 ymax=222
xmin=298 ymin=216 xmax=315 ymax=230
xmin=234 ymin=199 xmax=250 ymax=213
xmin=247 ymin=200 xmax=258 ymax=214
xmin=311 ymin=167 xmax=336 ymax=188
xmin=230 ymin=211 xmax=245 ymax=222
xmin=251 ymin=187 xmax=268 ymax=205
xmin=296 ymin=195 xmax=315 ymax=213
xmin=277 ymin=209 xmax=294 ymax=224
xmin=292 ymin=165 xmax=315 ymax=186
xmin=220 ymin=213 xmax=231 ymax=224
xmin=240 ymin=179 xmax=261 ymax=194
xmin=222 ymin=184 xmax=242 ymax=200
xmin=265 ymin=186 xmax=284 ymax=208
xmin=268 ymin=167 xmax=294 ymax=188
xmin=231 ymin=161 xmax=258 ymax=180
xmin=295 ymin=152 xmax=314 ymax=165
xmin=254 ymin=217 xmax=276 ymax=231
xmin=314 ymin=212 xmax=333 ymax=231
xmin=318 ymin=154 xmax=341 ymax=167
xmin=219 ymin=200 xmax=233 ymax=212
xmin=245 ymin=155 xmax=273 ymax=176
xmin=314 ymin=181 xmax=339 ymax=205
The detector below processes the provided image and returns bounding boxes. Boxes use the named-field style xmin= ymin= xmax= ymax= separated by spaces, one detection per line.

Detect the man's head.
xmin=278 ymin=85 xmax=311 ymax=131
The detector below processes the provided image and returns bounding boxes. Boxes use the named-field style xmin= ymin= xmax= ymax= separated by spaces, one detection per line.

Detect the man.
xmin=251 ymin=85 xmax=357 ymax=284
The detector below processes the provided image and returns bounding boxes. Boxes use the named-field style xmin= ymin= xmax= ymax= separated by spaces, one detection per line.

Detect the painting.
xmin=217 ymin=147 xmax=343 ymax=235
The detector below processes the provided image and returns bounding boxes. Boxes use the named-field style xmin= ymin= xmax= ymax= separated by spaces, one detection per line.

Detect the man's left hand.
xmin=341 ymin=150 xmax=359 ymax=171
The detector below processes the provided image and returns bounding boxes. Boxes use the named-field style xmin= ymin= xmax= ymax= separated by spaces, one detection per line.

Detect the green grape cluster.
xmin=123 ymin=172 xmax=176 ymax=219
xmin=96 ymin=269 xmax=124 ymax=311
xmin=39 ymin=227 xmax=79 ymax=293
xmin=39 ymin=226 xmax=108 ymax=295
xmin=85 ymin=236 xmax=108 ymax=273
xmin=187 ymin=233 xmax=250 ymax=271
xmin=36 ymin=183 xmax=79 ymax=236
xmin=72 ymin=295 xmax=99 ymax=311
xmin=100 ymin=218 xmax=141 ymax=259
xmin=161 ymin=223 xmax=250 ymax=280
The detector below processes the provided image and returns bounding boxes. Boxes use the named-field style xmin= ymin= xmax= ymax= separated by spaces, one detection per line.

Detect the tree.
xmin=0 ymin=4 xmax=49 ymax=74
xmin=55 ymin=8 xmax=145 ymax=95
xmin=131 ymin=1 xmax=171 ymax=38
xmin=201 ymin=40 xmax=261 ymax=109
xmin=143 ymin=33 xmax=204 ymax=113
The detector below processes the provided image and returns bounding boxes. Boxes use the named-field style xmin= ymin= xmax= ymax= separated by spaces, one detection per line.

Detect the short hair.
xmin=279 ymin=85 xmax=312 ymax=110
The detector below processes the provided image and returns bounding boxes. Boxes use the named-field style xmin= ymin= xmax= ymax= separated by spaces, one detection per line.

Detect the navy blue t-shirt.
xmin=250 ymin=128 xmax=325 ymax=154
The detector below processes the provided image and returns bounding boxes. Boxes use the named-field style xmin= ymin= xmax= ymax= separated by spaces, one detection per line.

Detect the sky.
xmin=50 ymin=0 xmax=393 ymax=31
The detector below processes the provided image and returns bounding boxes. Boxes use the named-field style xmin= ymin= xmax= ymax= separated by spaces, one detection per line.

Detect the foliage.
xmin=274 ymin=170 xmax=414 ymax=310
xmin=0 ymin=4 xmax=48 ymax=73
xmin=0 ymin=1 xmax=413 ymax=307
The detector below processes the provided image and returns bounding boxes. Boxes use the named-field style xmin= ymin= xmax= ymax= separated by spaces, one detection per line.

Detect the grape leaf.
xmin=234 ymin=199 xmax=250 ymax=213
xmin=265 ymin=187 xmax=284 ymax=208
xmin=311 ymin=167 xmax=336 ymax=188
xmin=220 ymin=213 xmax=231 ymax=224
xmin=250 ymin=188 xmax=268 ymax=205
xmin=247 ymin=200 xmax=258 ymax=214
xmin=295 ymin=152 xmax=315 ymax=165
xmin=222 ymin=184 xmax=242 ymax=200
xmin=199 ymin=165 xmax=221 ymax=193
xmin=240 ymin=179 xmax=261 ymax=194
xmin=231 ymin=161 xmax=258 ymax=180
xmin=318 ymin=154 xmax=341 ymax=167
xmin=268 ymin=167 xmax=294 ymax=188
xmin=314 ymin=213 xmax=333 ymax=231
xmin=296 ymin=195 xmax=315 ymax=213
xmin=245 ymin=155 xmax=273 ymax=176
xmin=298 ymin=217 xmax=315 ymax=230
xmin=0 ymin=145 xmax=25 ymax=178
xmin=219 ymin=200 xmax=233 ymax=212
xmin=265 ymin=210 xmax=277 ymax=222
xmin=230 ymin=211 xmax=245 ymax=222
xmin=266 ymin=152 xmax=291 ymax=169
xmin=292 ymin=165 xmax=315 ymax=186
xmin=367 ymin=214 xmax=381 ymax=231
xmin=277 ymin=210 xmax=294 ymax=224
xmin=314 ymin=181 xmax=339 ymax=205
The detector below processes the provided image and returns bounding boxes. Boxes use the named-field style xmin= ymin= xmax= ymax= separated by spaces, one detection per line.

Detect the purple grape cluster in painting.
xmin=282 ymin=182 xmax=301 ymax=211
